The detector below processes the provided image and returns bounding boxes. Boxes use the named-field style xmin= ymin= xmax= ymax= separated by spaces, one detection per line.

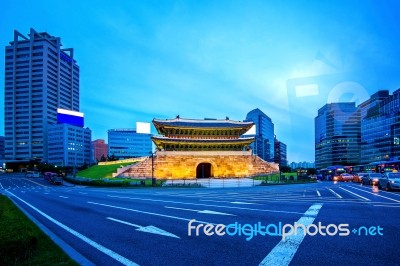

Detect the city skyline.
xmin=2 ymin=1 xmax=400 ymax=162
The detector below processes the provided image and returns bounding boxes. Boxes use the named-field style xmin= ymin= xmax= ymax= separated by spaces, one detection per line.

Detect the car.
xmin=340 ymin=173 xmax=354 ymax=182
xmin=50 ymin=174 xmax=63 ymax=185
xmin=361 ymin=173 xmax=383 ymax=186
xmin=44 ymin=172 xmax=55 ymax=181
xmin=25 ymin=171 xmax=40 ymax=178
xmin=44 ymin=172 xmax=63 ymax=184
xmin=333 ymin=174 xmax=342 ymax=181
xmin=378 ymin=172 xmax=400 ymax=190
xmin=353 ymin=173 xmax=367 ymax=183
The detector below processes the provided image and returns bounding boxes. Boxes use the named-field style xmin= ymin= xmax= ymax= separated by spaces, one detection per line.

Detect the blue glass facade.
xmin=245 ymin=108 xmax=275 ymax=162
xmin=315 ymin=103 xmax=360 ymax=169
xmin=108 ymin=129 xmax=152 ymax=159
xmin=274 ymin=137 xmax=287 ymax=166
xmin=360 ymin=90 xmax=400 ymax=163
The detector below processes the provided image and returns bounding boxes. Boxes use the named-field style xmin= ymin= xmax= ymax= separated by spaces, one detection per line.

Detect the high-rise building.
xmin=47 ymin=109 xmax=91 ymax=167
xmin=274 ymin=137 xmax=287 ymax=167
xmin=290 ymin=161 xmax=315 ymax=169
xmin=108 ymin=124 xmax=152 ymax=159
xmin=92 ymin=139 xmax=108 ymax=162
xmin=4 ymin=28 xmax=79 ymax=163
xmin=245 ymin=108 xmax=275 ymax=162
xmin=315 ymin=103 xmax=360 ymax=169
xmin=0 ymin=136 xmax=5 ymax=168
xmin=47 ymin=124 xmax=91 ymax=167
xmin=360 ymin=89 xmax=400 ymax=163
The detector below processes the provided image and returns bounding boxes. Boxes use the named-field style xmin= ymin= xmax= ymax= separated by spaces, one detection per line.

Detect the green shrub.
xmin=0 ymin=195 xmax=77 ymax=265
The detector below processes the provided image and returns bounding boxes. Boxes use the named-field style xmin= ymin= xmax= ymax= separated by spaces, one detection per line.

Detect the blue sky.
xmin=1 ymin=0 xmax=400 ymax=162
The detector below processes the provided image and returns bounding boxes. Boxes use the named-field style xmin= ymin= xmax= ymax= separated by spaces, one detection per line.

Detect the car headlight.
xmin=391 ymin=180 xmax=395 ymax=184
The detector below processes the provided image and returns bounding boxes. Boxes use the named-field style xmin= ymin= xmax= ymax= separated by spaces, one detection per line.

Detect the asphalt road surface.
xmin=1 ymin=173 xmax=400 ymax=266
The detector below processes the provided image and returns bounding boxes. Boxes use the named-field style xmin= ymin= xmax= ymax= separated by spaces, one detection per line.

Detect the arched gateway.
xmin=196 ymin=163 xmax=212 ymax=178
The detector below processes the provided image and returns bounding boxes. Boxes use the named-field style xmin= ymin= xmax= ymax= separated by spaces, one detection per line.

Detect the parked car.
xmin=361 ymin=173 xmax=383 ymax=186
xmin=340 ymin=173 xmax=354 ymax=182
xmin=25 ymin=171 xmax=40 ymax=178
xmin=378 ymin=172 xmax=400 ymax=190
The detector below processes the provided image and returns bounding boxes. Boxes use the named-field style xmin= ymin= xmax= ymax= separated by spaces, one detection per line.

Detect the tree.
xmin=108 ymin=153 xmax=117 ymax=161
xmin=100 ymin=154 xmax=107 ymax=162
xmin=307 ymin=168 xmax=317 ymax=175
xmin=280 ymin=165 xmax=292 ymax=173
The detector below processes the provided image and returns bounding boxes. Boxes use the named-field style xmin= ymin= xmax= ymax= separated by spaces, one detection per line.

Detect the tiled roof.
xmin=153 ymin=118 xmax=253 ymax=128
xmin=152 ymin=136 xmax=255 ymax=143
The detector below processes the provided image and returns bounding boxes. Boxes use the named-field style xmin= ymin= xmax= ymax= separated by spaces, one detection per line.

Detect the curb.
xmin=8 ymin=195 xmax=95 ymax=266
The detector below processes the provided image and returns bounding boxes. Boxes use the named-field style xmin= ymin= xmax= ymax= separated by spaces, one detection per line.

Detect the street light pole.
xmin=151 ymin=153 xmax=154 ymax=179
xmin=150 ymin=151 xmax=155 ymax=187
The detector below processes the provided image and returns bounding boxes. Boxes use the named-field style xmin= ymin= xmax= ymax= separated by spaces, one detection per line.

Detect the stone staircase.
xmin=121 ymin=157 xmax=153 ymax=178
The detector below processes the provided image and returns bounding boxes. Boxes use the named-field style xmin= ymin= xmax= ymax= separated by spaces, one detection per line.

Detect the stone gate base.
xmin=122 ymin=151 xmax=279 ymax=179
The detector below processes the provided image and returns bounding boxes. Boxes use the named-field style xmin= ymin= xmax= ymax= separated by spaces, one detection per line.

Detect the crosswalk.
xmin=150 ymin=184 xmax=400 ymax=207
xmin=2 ymin=175 xmax=400 ymax=208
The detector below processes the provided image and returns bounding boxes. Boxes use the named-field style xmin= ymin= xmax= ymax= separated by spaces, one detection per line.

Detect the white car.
xmin=379 ymin=172 xmax=400 ymax=190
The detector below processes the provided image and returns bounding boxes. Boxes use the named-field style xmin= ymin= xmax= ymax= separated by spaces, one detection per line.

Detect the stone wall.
xmin=122 ymin=151 xmax=278 ymax=179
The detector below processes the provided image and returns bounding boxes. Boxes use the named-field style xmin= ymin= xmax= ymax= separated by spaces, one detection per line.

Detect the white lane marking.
xmin=164 ymin=206 xmax=235 ymax=216
xmin=23 ymin=178 xmax=48 ymax=187
xmin=88 ymin=201 xmax=215 ymax=224
xmin=328 ymin=188 xmax=343 ymax=199
xmin=339 ymin=187 xmax=370 ymax=201
xmin=200 ymin=199 xmax=260 ymax=204
xmin=79 ymin=192 xmax=88 ymax=195
xmin=347 ymin=186 xmax=400 ymax=203
xmin=259 ymin=203 xmax=323 ymax=266
xmin=107 ymin=217 xmax=180 ymax=238
xmin=107 ymin=195 xmax=304 ymax=215
xmin=6 ymin=191 xmax=138 ymax=266
xmin=230 ymin=201 xmax=257 ymax=205
xmin=364 ymin=186 xmax=400 ymax=198
xmin=0 ymin=181 xmax=3 ymax=189
xmin=316 ymin=190 xmax=321 ymax=197
xmin=303 ymin=190 xmax=306 ymax=197
xmin=59 ymin=196 xmax=69 ymax=199
xmin=373 ymin=205 xmax=400 ymax=207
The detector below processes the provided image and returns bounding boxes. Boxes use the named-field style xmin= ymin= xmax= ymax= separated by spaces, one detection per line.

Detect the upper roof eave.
xmin=152 ymin=118 xmax=254 ymax=129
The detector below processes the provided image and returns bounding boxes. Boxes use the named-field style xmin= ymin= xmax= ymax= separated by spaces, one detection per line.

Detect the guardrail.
xmin=98 ymin=157 xmax=147 ymax=166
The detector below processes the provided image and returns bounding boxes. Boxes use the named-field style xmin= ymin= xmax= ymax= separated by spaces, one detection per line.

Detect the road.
xmin=1 ymin=173 xmax=400 ymax=266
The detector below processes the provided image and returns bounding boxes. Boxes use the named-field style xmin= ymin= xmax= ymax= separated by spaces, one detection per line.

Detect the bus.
xmin=352 ymin=160 xmax=400 ymax=174
xmin=317 ymin=165 xmax=349 ymax=180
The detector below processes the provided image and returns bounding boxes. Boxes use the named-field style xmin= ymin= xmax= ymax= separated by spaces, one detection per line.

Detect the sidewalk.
xmin=163 ymin=178 xmax=262 ymax=188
